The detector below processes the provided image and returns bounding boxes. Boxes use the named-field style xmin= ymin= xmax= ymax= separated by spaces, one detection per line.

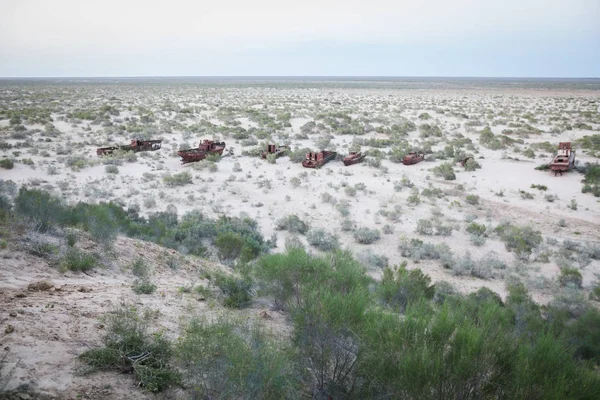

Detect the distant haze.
xmin=1 ymin=0 xmax=599 ymax=77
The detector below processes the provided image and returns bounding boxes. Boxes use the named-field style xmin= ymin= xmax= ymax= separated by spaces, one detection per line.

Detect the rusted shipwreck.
xmin=96 ymin=139 xmax=162 ymax=156
xmin=302 ymin=150 xmax=337 ymax=168
xmin=261 ymin=144 xmax=290 ymax=159
xmin=178 ymin=139 xmax=226 ymax=164
xmin=343 ymin=151 xmax=366 ymax=166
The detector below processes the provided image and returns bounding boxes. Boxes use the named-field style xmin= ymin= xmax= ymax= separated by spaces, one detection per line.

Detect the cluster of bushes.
xmin=580 ymin=163 xmax=600 ymax=197
xmin=415 ymin=219 xmax=453 ymax=236
xmin=275 ymin=214 xmax=309 ymax=234
xmin=249 ymin=248 xmax=600 ymax=398
xmin=431 ymin=162 xmax=456 ymax=180
xmin=9 ymin=187 xmax=268 ymax=261
xmin=77 ymin=222 xmax=600 ymax=398
xmin=495 ymin=223 xmax=543 ymax=261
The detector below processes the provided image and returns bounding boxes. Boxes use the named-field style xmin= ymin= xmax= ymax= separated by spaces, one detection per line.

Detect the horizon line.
xmin=1 ymin=75 xmax=599 ymax=80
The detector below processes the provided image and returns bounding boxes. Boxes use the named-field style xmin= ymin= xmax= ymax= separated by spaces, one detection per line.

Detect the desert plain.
xmin=0 ymin=77 xmax=599 ymax=398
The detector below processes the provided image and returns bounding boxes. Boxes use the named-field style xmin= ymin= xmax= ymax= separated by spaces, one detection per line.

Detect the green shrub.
xmin=378 ymin=263 xmax=434 ymax=312
xmin=177 ymin=317 xmax=299 ymax=399
xmin=581 ymin=163 xmax=600 ymax=197
xmin=0 ymin=158 xmax=14 ymax=169
xmin=131 ymin=257 xmax=149 ymax=278
xmin=60 ymin=248 xmax=97 ymax=272
xmin=432 ymin=162 xmax=456 ymax=180
xmin=306 ymin=229 xmax=339 ymax=252
xmin=132 ymin=279 xmax=157 ymax=294
xmin=531 ymin=184 xmax=547 ymax=191
xmin=558 ymin=267 xmax=583 ymax=288
xmin=105 ymin=165 xmax=119 ymax=174
xmin=215 ymin=231 xmax=245 ymax=260
xmin=15 ymin=187 xmax=66 ymax=232
xmin=214 ymin=272 xmax=253 ymax=308
xmin=275 ymin=214 xmax=309 ymax=234
xmin=79 ymin=304 xmax=179 ymax=392
xmin=288 ymin=147 xmax=311 ymax=163
xmin=465 ymin=194 xmax=479 ymax=205
xmin=353 ymin=227 xmax=381 ymax=244
xmin=499 ymin=225 xmax=543 ymax=261
xmin=466 ymin=222 xmax=486 ymax=236
xmin=163 ymin=171 xmax=192 ymax=187
xmin=415 ymin=219 xmax=434 ymax=235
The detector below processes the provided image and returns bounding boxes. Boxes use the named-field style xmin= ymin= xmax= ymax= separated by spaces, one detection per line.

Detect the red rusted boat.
xmin=178 ymin=139 xmax=226 ymax=164
xmin=343 ymin=151 xmax=366 ymax=166
xmin=549 ymin=142 xmax=575 ymax=175
xmin=402 ymin=152 xmax=424 ymax=165
xmin=96 ymin=139 xmax=162 ymax=156
xmin=261 ymin=144 xmax=290 ymax=159
xmin=302 ymin=150 xmax=337 ymax=168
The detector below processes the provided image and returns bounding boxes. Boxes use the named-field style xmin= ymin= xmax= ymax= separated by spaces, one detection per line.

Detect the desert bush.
xmin=415 ymin=219 xmax=433 ymax=235
xmin=215 ymin=231 xmax=245 ymax=260
xmin=14 ymin=187 xmax=65 ymax=232
xmin=451 ymin=251 xmax=476 ymax=276
xmin=306 ymin=229 xmax=339 ymax=252
xmin=357 ymin=249 xmax=389 ymax=269
xmin=340 ymin=219 xmax=355 ymax=232
xmin=432 ymin=162 xmax=456 ymax=180
xmin=143 ymin=197 xmax=156 ymax=209
xmin=499 ymin=225 xmax=543 ymax=261
xmin=353 ymin=227 xmax=381 ymax=244
xmin=406 ymin=191 xmax=421 ymax=206
xmin=465 ymin=194 xmax=479 ymax=205
xmin=132 ymin=279 xmax=157 ymax=294
xmin=432 ymin=281 xmax=458 ymax=305
xmin=79 ymin=304 xmax=179 ymax=392
xmin=464 ymin=157 xmax=481 ymax=171
xmin=421 ymin=187 xmax=444 ymax=199
xmin=569 ymin=199 xmax=578 ymax=210
xmin=0 ymin=158 xmax=14 ymax=169
xmin=163 ymin=171 xmax=192 ymax=187
xmin=131 ymin=257 xmax=150 ymax=278
xmin=558 ymin=267 xmax=583 ymax=288
xmin=580 ymin=163 xmax=600 ymax=197
xmin=213 ymin=272 xmax=253 ymax=308
xmin=177 ymin=317 xmax=299 ymax=399
xmin=105 ymin=165 xmax=119 ymax=174
xmin=382 ymin=224 xmax=394 ymax=234
xmin=321 ymin=192 xmax=336 ymax=204
xmin=466 ymin=222 xmax=486 ymax=237
xmin=275 ymin=214 xmax=309 ymax=234
xmin=288 ymin=147 xmax=311 ymax=163
xmin=378 ymin=263 xmax=434 ymax=312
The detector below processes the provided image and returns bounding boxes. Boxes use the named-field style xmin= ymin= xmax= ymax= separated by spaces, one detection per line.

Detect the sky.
xmin=0 ymin=0 xmax=599 ymax=77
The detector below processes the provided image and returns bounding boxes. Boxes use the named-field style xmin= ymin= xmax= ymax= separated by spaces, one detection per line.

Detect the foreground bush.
xmin=177 ymin=318 xmax=299 ymax=399
xmin=79 ymin=304 xmax=179 ymax=392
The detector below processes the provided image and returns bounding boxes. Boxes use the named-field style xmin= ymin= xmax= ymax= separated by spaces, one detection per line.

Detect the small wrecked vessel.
xmin=177 ymin=139 xmax=226 ymax=164
xmin=96 ymin=139 xmax=162 ymax=156
xmin=548 ymin=142 xmax=576 ymax=175
xmin=261 ymin=144 xmax=290 ymax=159
xmin=343 ymin=151 xmax=366 ymax=166
xmin=302 ymin=150 xmax=337 ymax=168
xmin=402 ymin=152 xmax=425 ymax=165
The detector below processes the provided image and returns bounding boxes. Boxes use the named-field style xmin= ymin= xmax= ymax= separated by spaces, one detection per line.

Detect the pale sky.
xmin=1 ymin=0 xmax=599 ymax=77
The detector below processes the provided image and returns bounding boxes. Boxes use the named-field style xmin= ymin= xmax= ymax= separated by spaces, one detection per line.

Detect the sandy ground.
xmin=0 ymin=235 xmax=289 ymax=398
xmin=1 ymin=82 xmax=599 ymax=397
